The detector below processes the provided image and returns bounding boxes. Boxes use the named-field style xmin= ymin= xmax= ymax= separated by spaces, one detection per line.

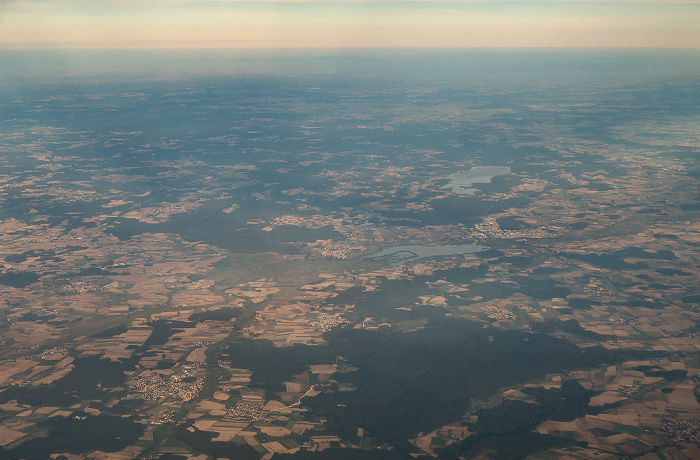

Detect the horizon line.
xmin=3 ymin=45 xmax=700 ymax=51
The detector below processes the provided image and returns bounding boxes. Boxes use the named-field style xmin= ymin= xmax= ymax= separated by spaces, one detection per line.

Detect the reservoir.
xmin=440 ymin=166 xmax=511 ymax=195
xmin=365 ymin=243 xmax=489 ymax=266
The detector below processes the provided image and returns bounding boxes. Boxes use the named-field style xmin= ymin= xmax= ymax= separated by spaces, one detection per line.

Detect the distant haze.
xmin=1 ymin=1 xmax=699 ymax=49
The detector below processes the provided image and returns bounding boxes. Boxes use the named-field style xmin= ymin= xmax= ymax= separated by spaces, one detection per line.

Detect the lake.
xmin=365 ymin=243 xmax=490 ymax=266
xmin=440 ymin=166 xmax=511 ymax=195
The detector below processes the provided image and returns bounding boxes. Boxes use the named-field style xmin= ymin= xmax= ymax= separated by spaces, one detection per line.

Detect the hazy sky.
xmin=1 ymin=1 xmax=699 ymax=49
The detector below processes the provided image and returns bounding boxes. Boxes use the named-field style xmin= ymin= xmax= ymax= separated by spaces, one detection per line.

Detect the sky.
xmin=1 ymin=1 xmax=699 ymax=49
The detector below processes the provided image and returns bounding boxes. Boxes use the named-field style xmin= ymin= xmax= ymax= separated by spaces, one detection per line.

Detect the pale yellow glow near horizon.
xmin=1 ymin=1 xmax=699 ymax=49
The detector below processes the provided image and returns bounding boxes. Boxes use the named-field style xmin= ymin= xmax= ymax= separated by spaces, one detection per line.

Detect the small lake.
xmin=365 ymin=243 xmax=489 ymax=266
xmin=440 ymin=166 xmax=511 ymax=195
